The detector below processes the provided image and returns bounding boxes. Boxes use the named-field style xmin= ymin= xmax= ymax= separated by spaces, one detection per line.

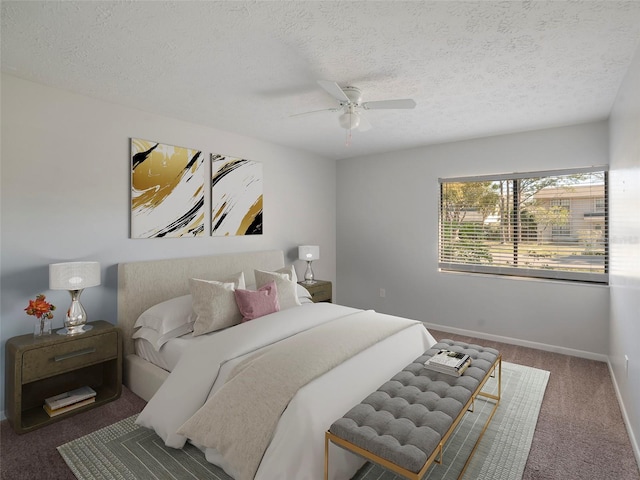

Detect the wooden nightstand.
xmin=5 ymin=320 xmax=122 ymax=434
xmin=299 ymin=280 xmax=332 ymax=303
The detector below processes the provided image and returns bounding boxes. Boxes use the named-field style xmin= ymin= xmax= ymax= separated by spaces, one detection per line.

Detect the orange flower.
xmin=25 ymin=294 xmax=56 ymax=320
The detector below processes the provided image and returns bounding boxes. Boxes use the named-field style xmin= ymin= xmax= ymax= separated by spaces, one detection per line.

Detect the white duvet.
xmin=136 ymin=302 xmax=437 ymax=480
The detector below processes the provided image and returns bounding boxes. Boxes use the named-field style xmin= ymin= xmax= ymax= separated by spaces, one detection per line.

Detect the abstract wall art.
xmin=130 ymin=138 xmax=205 ymax=238
xmin=211 ymin=154 xmax=263 ymax=236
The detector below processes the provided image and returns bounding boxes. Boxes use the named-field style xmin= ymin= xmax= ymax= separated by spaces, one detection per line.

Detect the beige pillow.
xmin=190 ymin=272 xmax=245 ymax=336
xmin=254 ymin=266 xmax=301 ymax=310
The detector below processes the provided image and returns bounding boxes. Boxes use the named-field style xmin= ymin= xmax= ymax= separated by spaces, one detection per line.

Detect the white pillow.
xmin=254 ymin=266 xmax=302 ymax=310
xmin=190 ymin=272 xmax=245 ymax=336
xmin=132 ymin=324 xmax=193 ymax=351
xmin=263 ymin=265 xmax=297 ymax=282
xmin=296 ymin=284 xmax=313 ymax=301
xmin=134 ymin=294 xmax=195 ymax=335
xmin=245 ymin=282 xmax=312 ymax=302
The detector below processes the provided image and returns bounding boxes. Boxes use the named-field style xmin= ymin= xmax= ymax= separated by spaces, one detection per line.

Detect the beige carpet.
xmin=1 ymin=330 xmax=638 ymax=480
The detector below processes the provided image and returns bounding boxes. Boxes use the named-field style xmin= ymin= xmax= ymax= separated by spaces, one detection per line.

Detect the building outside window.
xmin=549 ymin=198 xmax=571 ymax=240
xmin=536 ymin=186 xmax=605 ymax=245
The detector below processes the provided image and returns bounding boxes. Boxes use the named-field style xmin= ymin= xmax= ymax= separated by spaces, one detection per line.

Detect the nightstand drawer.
xmin=21 ymin=331 xmax=118 ymax=383
xmin=300 ymin=280 xmax=332 ymax=303
xmin=310 ymin=284 xmax=331 ymax=301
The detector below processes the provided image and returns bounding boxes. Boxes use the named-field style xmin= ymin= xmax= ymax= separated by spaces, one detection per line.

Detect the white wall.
xmin=337 ymin=122 xmax=610 ymax=357
xmin=0 ymin=74 xmax=336 ymax=415
xmin=609 ymin=44 xmax=640 ymax=461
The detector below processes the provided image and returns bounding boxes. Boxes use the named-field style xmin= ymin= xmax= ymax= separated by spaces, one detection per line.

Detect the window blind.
xmin=439 ymin=167 xmax=608 ymax=284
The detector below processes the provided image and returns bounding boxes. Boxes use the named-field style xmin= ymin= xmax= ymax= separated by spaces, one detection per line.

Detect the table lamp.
xmin=298 ymin=245 xmax=319 ymax=284
xmin=49 ymin=261 xmax=101 ymax=335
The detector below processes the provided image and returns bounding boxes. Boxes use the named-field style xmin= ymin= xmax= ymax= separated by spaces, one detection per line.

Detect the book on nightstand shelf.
xmin=44 ymin=386 xmax=97 ymax=411
xmin=424 ymin=349 xmax=472 ymax=376
xmin=43 ymin=397 xmax=96 ymax=417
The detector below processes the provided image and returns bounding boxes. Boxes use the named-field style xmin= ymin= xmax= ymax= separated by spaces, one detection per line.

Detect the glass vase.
xmin=34 ymin=317 xmax=52 ymax=337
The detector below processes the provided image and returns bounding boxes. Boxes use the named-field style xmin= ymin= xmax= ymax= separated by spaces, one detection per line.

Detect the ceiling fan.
xmin=294 ymin=80 xmax=417 ymax=135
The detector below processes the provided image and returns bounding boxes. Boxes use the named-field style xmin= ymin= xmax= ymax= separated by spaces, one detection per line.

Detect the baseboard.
xmin=422 ymin=322 xmax=609 ymax=362
xmin=607 ymin=360 xmax=640 ymax=470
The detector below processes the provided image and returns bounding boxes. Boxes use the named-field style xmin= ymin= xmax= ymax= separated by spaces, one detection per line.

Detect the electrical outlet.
xmin=625 ymin=355 xmax=629 ymax=378
xmin=379 ymin=288 xmax=386 ymax=298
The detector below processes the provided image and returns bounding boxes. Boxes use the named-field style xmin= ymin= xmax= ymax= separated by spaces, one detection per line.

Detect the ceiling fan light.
xmin=339 ymin=111 xmax=360 ymax=130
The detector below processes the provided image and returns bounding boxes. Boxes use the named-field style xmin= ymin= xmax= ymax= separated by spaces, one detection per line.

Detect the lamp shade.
xmin=49 ymin=262 xmax=101 ymax=290
xmin=298 ymin=245 xmax=320 ymax=261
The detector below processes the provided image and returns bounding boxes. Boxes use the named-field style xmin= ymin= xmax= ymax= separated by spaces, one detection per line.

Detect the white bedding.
xmin=136 ymin=302 xmax=437 ymax=480
xmin=133 ymin=286 xmax=314 ymax=372
xmin=134 ymin=335 xmax=193 ymax=371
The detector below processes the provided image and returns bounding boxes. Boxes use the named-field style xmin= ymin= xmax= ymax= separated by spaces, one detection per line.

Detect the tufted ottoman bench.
xmin=325 ymin=340 xmax=501 ymax=480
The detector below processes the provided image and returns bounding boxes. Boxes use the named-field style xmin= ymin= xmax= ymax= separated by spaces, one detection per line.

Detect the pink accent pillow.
xmin=234 ymin=281 xmax=280 ymax=322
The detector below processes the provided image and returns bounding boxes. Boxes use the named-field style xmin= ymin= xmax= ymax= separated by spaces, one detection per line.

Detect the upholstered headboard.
xmin=117 ymin=250 xmax=285 ymax=356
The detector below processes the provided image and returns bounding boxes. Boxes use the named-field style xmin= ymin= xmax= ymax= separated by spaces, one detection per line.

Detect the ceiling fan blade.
xmin=317 ymin=80 xmax=350 ymax=103
xmin=290 ymin=107 xmax=339 ymax=118
xmin=362 ymin=99 xmax=416 ymax=110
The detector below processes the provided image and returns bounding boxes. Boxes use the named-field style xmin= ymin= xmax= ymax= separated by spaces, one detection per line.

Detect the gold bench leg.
xmin=434 ymin=442 xmax=443 ymax=465
xmin=325 ymin=431 xmax=329 ymax=480
xmin=457 ymin=356 xmax=502 ymax=480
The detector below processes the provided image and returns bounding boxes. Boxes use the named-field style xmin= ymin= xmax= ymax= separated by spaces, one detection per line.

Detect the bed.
xmin=117 ymin=250 xmax=437 ymax=480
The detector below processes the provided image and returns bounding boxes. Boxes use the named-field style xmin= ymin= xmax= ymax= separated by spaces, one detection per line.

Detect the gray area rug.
xmin=58 ymin=361 xmax=549 ymax=480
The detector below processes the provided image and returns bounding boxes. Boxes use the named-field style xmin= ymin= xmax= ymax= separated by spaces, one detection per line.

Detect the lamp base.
xmin=58 ymin=289 xmax=92 ymax=335
xmin=57 ymin=324 xmax=93 ymax=336
xmin=303 ymin=260 xmax=315 ymax=284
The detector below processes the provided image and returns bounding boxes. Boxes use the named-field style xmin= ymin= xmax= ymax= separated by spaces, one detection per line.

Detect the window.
xmin=439 ymin=167 xmax=608 ymax=283
xmin=550 ymin=199 xmax=570 ymax=239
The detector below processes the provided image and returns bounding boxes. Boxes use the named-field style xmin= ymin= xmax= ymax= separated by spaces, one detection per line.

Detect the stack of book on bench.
xmin=43 ymin=386 xmax=96 ymax=417
xmin=424 ymin=349 xmax=472 ymax=376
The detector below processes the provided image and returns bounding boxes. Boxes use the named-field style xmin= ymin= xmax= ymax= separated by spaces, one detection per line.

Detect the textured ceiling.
xmin=3 ymin=1 xmax=640 ymax=160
